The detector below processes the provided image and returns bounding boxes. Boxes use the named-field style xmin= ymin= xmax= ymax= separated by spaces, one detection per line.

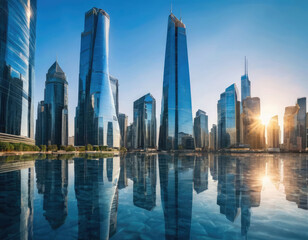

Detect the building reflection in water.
xmin=0 ymin=164 xmax=34 ymax=239
xmin=118 ymin=156 xmax=128 ymax=189
xmin=194 ymin=155 xmax=209 ymax=194
xmin=159 ymin=154 xmax=194 ymax=240
xmin=132 ymin=154 xmax=157 ymax=211
xmin=74 ymin=157 xmax=120 ymax=240
xmin=35 ymin=159 xmax=68 ymax=229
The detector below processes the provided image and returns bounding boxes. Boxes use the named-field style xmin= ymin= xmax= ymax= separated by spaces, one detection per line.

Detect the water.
xmin=0 ymin=153 xmax=307 ymax=240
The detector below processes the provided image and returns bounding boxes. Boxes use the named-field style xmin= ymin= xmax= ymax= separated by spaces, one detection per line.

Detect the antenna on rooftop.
xmin=170 ymin=0 xmax=173 ymax=13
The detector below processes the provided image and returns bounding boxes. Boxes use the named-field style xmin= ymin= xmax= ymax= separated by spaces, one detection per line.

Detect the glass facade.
xmin=159 ymin=13 xmax=194 ymax=150
xmin=297 ymin=97 xmax=306 ymax=150
xmin=75 ymin=8 xmax=120 ymax=147
xmin=209 ymin=124 xmax=217 ymax=151
xmin=193 ymin=109 xmax=209 ymax=149
xmin=241 ymin=57 xmax=251 ymax=110
xmin=283 ymin=105 xmax=300 ymax=150
xmin=267 ymin=115 xmax=280 ymax=149
xmin=118 ymin=113 xmax=128 ymax=148
xmin=133 ymin=93 xmax=157 ymax=149
xmin=35 ymin=61 xmax=68 ymax=146
xmin=0 ymin=0 xmax=37 ymax=140
xmin=217 ymin=84 xmax=240 ymax=149
xmin=110 ymin=75 xmax=119 ymax=118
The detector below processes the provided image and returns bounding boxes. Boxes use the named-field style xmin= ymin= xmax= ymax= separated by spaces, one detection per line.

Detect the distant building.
xmin=193 ymin=110 xmax=209 ymax=150
xmin=35 ymin=61 xmax=68 ymax=146
xmin=297 ymin=98 xmax=306 ymax=151
xmin=126 ymin=123 xmax=136 ymax=150
xmin=159 ymin=13 xmax=194 ymax=150
xmin=241 ymin=97 xmax=265 ymax=149
xmin=283 ymin=104 xmax=300 ymax=151
xmin=110 ymin=76 xmax=119 ymax=118
xmin=267 ymin=115 xmax=280 ymax=149
xmin=306 ymin=113 xmax=308 ymax=150
xmin=241 ymin=57 xmax=251 ymax=110
xmin=68 ymin=136 xmax=74 ymax=146
xmin=133 ymin=93 xmax=156 ymax=149
xmin=209 ymin=124 xmax=217 ymax=151
xmin=0 ymin=0 xmax=37 ymax=145
xmin=217 ymin=84 xmax=240 ymax=149
xmin=118 ymin=113 xmax=128 ymax=148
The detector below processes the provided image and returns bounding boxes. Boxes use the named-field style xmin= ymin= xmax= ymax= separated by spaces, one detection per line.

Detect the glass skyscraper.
xmin=0 ymin=0 xmax=36 ymax=144
xmin=241 ymin=57 xmax=251 ymax=107
xmin=217 ymin=84 xmax=240 ymax=149
xmin=283 ymin=104 xmax=300 ymax=151
xmin=35 ymin=61 xmax=68 ymax=146
xmin=118 ymin=113 xmax=128 ymax=147
xmin=133 ymin=93 xmax=157 ymax=149
xmin=159 ymin=13 xmax=194 ymax=150
xmin=75 ymin=8 xmax=120 ymax=147
xmin=193 ymin=110 xmax=209 ymax=149
xmin=267 ymin=115 xmax=280 ymax=149
xmin=297 ymin=97 xmax=306 ymax=150
xmin=110 ymin=76 xmax=119 ymax=118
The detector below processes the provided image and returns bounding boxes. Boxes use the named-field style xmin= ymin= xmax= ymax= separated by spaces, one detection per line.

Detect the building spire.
xmin=244 ymin=56 xmax=248 ymax=76
xmin=170 ymin=0 xmax=172 ymax=13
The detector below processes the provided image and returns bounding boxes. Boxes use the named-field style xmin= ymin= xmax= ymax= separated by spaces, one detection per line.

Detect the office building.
xmin=0 ymin=0 xmax=37 ymax=145
xmin=241 ymin=57 xmax=251 ymax=106
xmin=283 ymin=104 xmax=300 ymax=151
xmin=110 ymin=76 xmax=119 ymax=118
xmin=74 ymin=8 xmax=120 ymax=147
xmin=193 ymin=110 xmax=209 ymax=150
xmin=297 ymin=98 xmax=306 ymax=151
xmin=209 ymin=124 xmax=217 ymax=151
xmin=267 ymin=115 xmax=280 ymax=149
xmin=118 ymin=113 xmax=128 ymax=147
xmin=159 ymin=13 xmax=194 ymax=150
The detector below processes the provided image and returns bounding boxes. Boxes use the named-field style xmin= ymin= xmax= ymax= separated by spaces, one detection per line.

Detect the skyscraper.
xmin=217 ymin=84 xmax=240 ymax=149
xmin=267 ymin=115 xmax=280 ymax=149
xmin=110 ymin=76 xmax=119 ymax=118
xmin=283 ymin=104 xmax=300 ymax=151
xmin=35 ymin=61 xmax=68 ymax=146
xmin=209 ymin=124 xmax=217 ymax=151
xmin=193 ymin=110 xmax=209 ymax=150
xmin=133 ymin=93 xmax=157 ymax=149
xmin=241 ymin=97 xmax=265 ymax=149
xmin=159 ymin=13 xmax=194 ymax=150
xmin=306 ymin=113 xmax=308 ymax=150
xmin=297 ymin=97 xmax=306 ymax=151
xmin=75 ymin=8 xmax=120 ymax=147
xmin=118 ymin=113 xmax=128 ymax=147
xmin=0 ymin=0 xmax=37 ymax=145
xmin=241 ymin=57 xmax=251 ymax=107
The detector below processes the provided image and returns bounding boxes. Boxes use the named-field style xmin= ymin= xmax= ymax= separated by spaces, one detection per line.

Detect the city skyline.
xmin=34 ymin=0 xmax=308 ymax=140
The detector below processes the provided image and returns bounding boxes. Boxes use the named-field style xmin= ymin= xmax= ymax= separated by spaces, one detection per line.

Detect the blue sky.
xmin=35 ymin=0 xmax=308 ymax=137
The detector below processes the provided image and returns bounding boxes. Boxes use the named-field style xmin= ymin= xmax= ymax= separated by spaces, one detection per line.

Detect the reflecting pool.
xmin=0 ymin=153 xmax=307 ymax=239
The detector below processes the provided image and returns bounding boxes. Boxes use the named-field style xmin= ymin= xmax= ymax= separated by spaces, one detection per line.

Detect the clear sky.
xmin=35 ymin=0 xmax=308 ymax=137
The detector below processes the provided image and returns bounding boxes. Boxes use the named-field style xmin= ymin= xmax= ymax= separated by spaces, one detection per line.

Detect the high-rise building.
xmin=0 ymin=0 xmax=37 ymax=145
xmin=110 ymin=76 xmax=119 ymax=118
xmin=217 ymin=84 xmax=240 ymax=149
xmin=74 ymin=8 xmax=120 ymax=147
xmin=283 ymin=104 xmax=300 ymax=151
xmin=126 ymin=123 xmax=135 ymax=150
xmin=118 ymin=113 xmax=128 ymax=147
xmin=306 ymin=113 xmax=308 ymax=150
xmin=133 ymin=93 xmax=156 ymax=149
xmin=209 ymin=124 xmax=217 ymax=151
xmin=159 ymin=13 xmax=194 ymax=150
xmin=241 ymin=57 xmax=251 ymax=109
xmin=297 ymin=97 xmax=306 ymax=151
xmin=241 ymin=97 xmax=265 ymax=149
xmin=267 ymin=115 xmax=280 ymax=149
xmin=193 ymin=110 xmax=209 ymax=150
xmin=35 ymin=61 xmax=68 ymax=146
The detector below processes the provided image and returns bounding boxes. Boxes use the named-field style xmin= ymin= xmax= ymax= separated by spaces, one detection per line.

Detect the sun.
xmin=259 ymin=115 xmax=271 ymax=127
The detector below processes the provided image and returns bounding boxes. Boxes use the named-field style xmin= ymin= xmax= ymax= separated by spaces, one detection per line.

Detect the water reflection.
xmin=0 ymin=154 xmax=307 ymax=239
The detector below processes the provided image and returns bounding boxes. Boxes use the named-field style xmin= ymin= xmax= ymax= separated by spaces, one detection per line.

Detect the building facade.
xmin=0 ymin=0 xmax=37 ymax=144
xmin=133 ymin=93 xmax=156 ymax=149
xmin=241 ymin=57 xmax=251 ymax=110
xmin=267 ymin=115 xmax=280 ymax=149
xmin=193 ymin=110 xmax=209 ymax=150
xmin=209 ymin=124 xmax=217 ymax=151
xmin=283 ymin=104 xmax=300 ymax=151
xmin=241 ymin=97 xmax=265 ymax=149
xmin=159 ymin=13 xmax=194 ymax=150
xmin=110 ymin=76 xmax=119 ymax=118
xmin=74 ymin=8 xmax=120 ymax=147
xmin=297 ymin=97 xmax=306 ymax=151
xmin=35 ymin=61 xmax=68 ymax=146
xmin=217 ymin=84 xmax=240 ymax=149
xmin=118 ymin=113 xmax=128 ymax=148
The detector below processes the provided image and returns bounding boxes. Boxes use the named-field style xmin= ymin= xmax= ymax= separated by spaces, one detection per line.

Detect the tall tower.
xmin=0 ymin=0 xmax=37 ymax=144
xmin=159 ymin=13 xmax=194 ymax=150
xmin=241 ymin=57 xmax=251 ymax=106
xmin=75 ymin=8 xmax=120 ymax=147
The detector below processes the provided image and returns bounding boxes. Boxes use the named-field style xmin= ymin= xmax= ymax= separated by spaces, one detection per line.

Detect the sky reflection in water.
xmin=0 ymin=153 xmax=307 ymax=240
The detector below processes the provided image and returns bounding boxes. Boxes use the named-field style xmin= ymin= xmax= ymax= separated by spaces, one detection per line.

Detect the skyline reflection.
xmin=0 ymin=154 xmax=307 ymax=239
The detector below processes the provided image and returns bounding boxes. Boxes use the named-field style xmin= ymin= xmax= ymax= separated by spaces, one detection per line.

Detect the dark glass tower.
xmin=75 ymin=8 xmax=120 ymax=147
xmin=35 ymin=61 xmax=68 ymax=146
xmin=297 ymin=97 xmax=306 ymax=150
xmin=118 ymin=113 xmax=128 ymax=147
xmin=133 ymin=93 xmax=157 ymax=149
xmin=193 ymin=109 xmax=209 ymax=149
xmin=241 ymin=57 xmax=251 ymax=107
xmin=0 ymin=0 xmax=37 ymax=144
xmin=159 ymin=13 xmax=194 ymax=150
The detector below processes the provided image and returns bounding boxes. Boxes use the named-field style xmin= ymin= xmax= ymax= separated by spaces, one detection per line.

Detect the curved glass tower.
xmin=75 ymin=8 xmax=120 ymax=147
xmin=159 ymin=13 xmax=194 ymax=150
xmin=0 ymin=0 xmax=36 ymax=144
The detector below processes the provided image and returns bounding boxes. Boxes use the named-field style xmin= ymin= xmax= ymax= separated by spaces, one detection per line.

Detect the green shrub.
xmin=40 ymin=145 xmax=46 ymax=152
xmin=78 ymin=146 xmax=85 ymax=152
xmin=0 ymin=142 xmax=10 ymax=151
xmin=60 ymin=145 xmax=66 ymax=150
xmin=66 ymin=145 xmax=75 ymax=152
xmin=47 ymin=145 xmax=58 ymax=152
xmin=86 ymin=144 xmax=93 ymax=151
xmin=93 ymin=146 xmax=100 ymax=151
xmin=99 ymin=145 xmax=108 ymax=151
xmin=120 ymin=147 xmax=127 ymax=152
